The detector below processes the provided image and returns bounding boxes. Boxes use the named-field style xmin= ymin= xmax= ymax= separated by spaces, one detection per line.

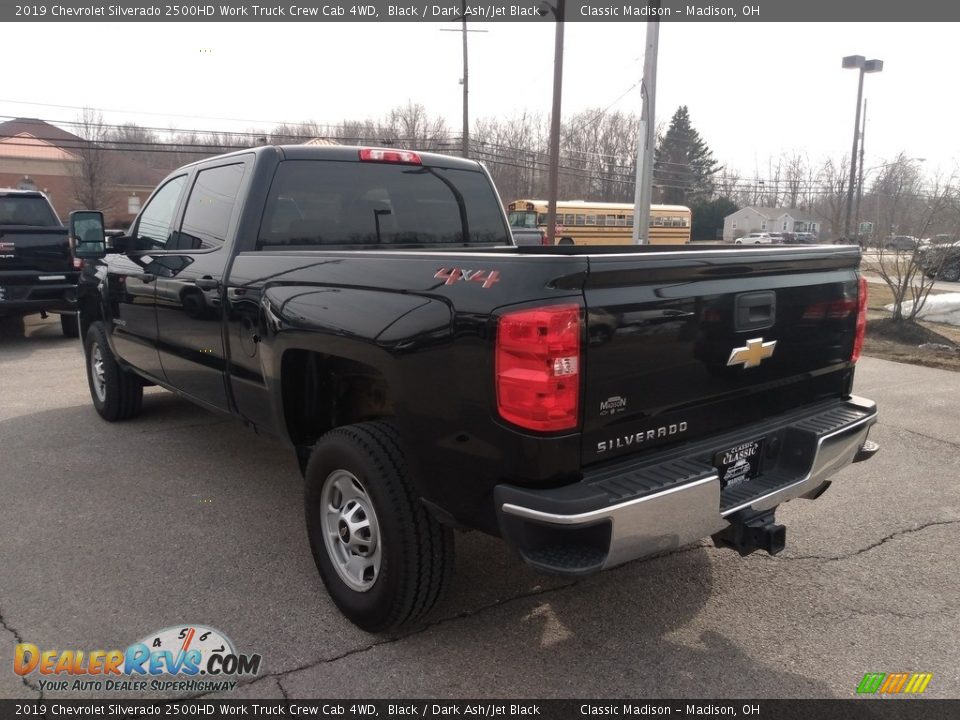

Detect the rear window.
xmin=0 ymin=195 xmax=59 ymax=226
xmin=257 ymin=160 xmax=509 ymax=249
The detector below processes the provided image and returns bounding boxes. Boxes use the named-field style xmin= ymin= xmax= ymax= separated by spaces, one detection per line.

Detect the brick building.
xmin=0 ymin=118 xmax=166 ymax=228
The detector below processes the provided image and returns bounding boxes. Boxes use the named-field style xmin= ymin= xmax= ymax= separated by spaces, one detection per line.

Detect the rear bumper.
xmin=495 ymin=395 xmax=878 ymax=575
xmin=0 ymin=275 xmax=78 ymax=315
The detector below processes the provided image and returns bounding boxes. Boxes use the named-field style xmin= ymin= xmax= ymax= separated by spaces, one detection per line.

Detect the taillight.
xmin=539 ymin=230 xmax=551 ymax=246
xmin=852 ymin=275 xmax=868 ymax=362
xmin=495 ymin=304 xmax=581 ymax=432
xmin=358 ymin=147 xmax=421 ymax=165
xmin=72 ymin=257 xmax=85 ymax=270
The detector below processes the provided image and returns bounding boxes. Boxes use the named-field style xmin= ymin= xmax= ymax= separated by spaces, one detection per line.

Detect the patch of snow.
xmin=885 ymin=292 xmax=960 ymax=325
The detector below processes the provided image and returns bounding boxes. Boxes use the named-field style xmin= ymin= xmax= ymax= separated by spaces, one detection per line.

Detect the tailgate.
xmin=582 ymin=246 xmax=862 ymax=465
xmin=0 ymin=227 xmax=72 ymax=273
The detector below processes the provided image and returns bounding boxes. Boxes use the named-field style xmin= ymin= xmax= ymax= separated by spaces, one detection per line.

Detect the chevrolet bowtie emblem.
xmin=727 ymin=338 xmax=777 ymax=369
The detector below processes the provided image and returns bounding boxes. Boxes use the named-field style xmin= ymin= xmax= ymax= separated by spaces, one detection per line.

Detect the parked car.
xmin=767 ymin=233 xmax=785 ymax=244
xmin=734 ymin=232 xmax=774 ymax=245
xmin=794 ymin=232 xmax=818 ymax=244
xmin=882 ymin=235 xmax=918 ymax=252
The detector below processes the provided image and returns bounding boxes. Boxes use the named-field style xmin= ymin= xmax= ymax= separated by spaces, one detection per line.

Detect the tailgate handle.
xmin=735 ymin=291 xmax=776 ymax=331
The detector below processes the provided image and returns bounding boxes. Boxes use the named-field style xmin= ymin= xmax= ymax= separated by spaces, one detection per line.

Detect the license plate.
xmin=714 ymin=439 xmax=764 ymax=488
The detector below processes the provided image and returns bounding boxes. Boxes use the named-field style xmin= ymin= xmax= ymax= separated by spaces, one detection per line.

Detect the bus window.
xmin=586 ymin=215 xmax=596 ymax=225
xmin=575 ymin=214 xmax=585 ymax=226
xmin=564 ymin=213 xmax=575 ymax=225
xmin=627 ymin=216 xmax=634 ymax=227
xmin=596 ymin=215 xmax=606 ymax=226
xmin=654 ymin=216 xmax=665 ymax=226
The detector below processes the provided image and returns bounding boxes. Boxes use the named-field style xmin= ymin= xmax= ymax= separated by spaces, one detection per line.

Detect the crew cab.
xmin=0 ymin=189 xmax=79 ymax=336
xmin=73 ymin=145 xmax=879 ymax=631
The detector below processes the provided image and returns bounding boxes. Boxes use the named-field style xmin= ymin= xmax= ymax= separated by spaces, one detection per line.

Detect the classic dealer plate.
xmin=714 ymin=439 xmax=764 ymax=488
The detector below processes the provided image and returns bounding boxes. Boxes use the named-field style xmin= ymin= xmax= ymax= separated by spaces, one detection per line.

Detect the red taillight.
xmin=358 ymin=147 xmax=421 ymax=165
xmin=539 ymin=230 xmax=551 ymax=246
xmin=496 ymin=304 xmax=581 ymax=432
xmin=72 ymin=257 xmax=85 ymax=270
xmin=852 ymin=276 xmax=868 ymax=362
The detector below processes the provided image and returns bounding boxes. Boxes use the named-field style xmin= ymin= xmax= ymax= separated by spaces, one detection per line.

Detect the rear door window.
xmin=257 ymin=160 xmax=509 ymax=249
xmin=173 ymin=163 xmax=247 ymax=251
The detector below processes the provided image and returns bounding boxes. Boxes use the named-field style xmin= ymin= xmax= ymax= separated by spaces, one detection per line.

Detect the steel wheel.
xmin=320 ymin=469 xmax=382 ymax=592
xmin=90 ymin=343 xmax=107 ymax=402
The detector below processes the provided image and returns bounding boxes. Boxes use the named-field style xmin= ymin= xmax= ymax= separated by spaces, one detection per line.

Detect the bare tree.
xmin=71 ymin=109 xmax=115 ymax=213
xmin=865 ymin=160 xmax=958 ymax=322
xmin=811 ymin=156 xmax=850 ymax=240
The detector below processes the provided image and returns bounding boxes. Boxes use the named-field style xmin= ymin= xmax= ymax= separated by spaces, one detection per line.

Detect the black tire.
xmin=60 ymin=313 xmax=79 ymax=338
xmin=939 ymin=265 xmax=960 ymax=282
xmin=84 ymin=321 xmax=143 ymax=421
xmin=304 ymin=421 xmax=454 ymax=632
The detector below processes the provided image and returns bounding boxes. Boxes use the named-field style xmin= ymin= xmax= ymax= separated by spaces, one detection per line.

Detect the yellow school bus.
xmin=506 ymin=199 xmax=691 ymax=245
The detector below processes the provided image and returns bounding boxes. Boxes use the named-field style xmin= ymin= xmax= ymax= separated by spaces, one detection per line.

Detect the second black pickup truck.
xmin=73 ymin=144 xmax=878 ymax=631
xmin=0 ymin=189 xmax=79 ymax=336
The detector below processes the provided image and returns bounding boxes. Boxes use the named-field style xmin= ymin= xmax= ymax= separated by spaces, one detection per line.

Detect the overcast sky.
xmin=2 ymin=21 xmax=955 ymax=181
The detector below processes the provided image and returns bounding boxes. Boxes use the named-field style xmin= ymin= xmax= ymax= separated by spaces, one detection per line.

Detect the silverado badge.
xmin=727 ymin=338 xmax=777 ymax=369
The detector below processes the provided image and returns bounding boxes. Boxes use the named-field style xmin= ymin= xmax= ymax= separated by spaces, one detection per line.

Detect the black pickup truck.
xmin=73 ymin=145 xmax=878 ymax=631
xmin=0 ymin=189 xmax=80 ymax=336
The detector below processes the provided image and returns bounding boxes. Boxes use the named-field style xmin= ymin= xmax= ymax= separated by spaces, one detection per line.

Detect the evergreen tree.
xmin=690 ymin=197 xmax=738 ymax=241
xmin=653 ymin=106 xmax=721 ymax=205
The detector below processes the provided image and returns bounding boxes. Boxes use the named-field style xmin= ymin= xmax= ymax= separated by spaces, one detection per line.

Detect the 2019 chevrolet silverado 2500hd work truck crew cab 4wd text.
xmin=0 ymin=189 xmax=80 ymax=337
xmin=72 ymin=145 xmax=879 ymax=631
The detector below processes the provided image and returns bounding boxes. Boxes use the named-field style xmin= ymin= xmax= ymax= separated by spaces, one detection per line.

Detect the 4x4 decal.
xmin=434 ymin=268 xmax=500 ymax=289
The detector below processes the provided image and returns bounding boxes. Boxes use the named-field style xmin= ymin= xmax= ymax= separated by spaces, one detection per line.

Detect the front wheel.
xmin=304 ymin=421 xmax=454 ymax=632
xmin=84 ymin=321 xmax=143 ymax=421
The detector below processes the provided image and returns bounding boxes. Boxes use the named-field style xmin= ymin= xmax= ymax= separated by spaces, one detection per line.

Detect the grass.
xmin=862 ymin=280 xmax=960 ymax=371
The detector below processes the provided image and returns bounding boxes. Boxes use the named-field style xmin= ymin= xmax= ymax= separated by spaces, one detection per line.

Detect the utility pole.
xmin=545 ymin=0 xmax=565 ymax=245
xmin=632 ymin=6 xmax=660 ymax=244
xmin=440 ymin=6 xmax=486 ymax=159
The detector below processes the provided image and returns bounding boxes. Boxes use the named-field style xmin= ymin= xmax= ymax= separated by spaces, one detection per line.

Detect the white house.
xmin=723 ymin=207 xmax=822 ymax=242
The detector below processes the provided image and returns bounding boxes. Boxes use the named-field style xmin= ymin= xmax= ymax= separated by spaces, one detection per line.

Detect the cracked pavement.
xmin=1 ymin=315 xmax=958 ymax=700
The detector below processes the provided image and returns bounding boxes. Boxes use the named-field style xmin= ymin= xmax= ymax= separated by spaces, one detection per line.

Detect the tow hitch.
xmin=712 ymin=510 xmax=786 ymax=557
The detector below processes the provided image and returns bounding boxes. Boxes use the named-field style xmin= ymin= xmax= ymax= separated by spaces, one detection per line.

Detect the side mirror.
xmin=69 ymin=211 xmax=106 ymax=260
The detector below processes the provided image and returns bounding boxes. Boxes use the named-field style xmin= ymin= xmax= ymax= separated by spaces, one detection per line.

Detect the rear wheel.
xmin=60 ymin=313 xmax=79 ymax=338
xmin=304 ymin=421 xmax=454 ymax=632
xmin=84 ymin=321 xmax=143 ymax=421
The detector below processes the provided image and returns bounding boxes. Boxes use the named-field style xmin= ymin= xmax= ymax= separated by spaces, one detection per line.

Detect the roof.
xmin=0 ymin=118 xmax=84 ymax=146
xmin=511 ymin=199 xmax=690 ymax=211
xmin=733 ymin=206 xmax=819 ymax=222
xmin=0 ymin=133 xmax=80 ymax=161
xmin=0 ymin=188 xmax=46 ymax=197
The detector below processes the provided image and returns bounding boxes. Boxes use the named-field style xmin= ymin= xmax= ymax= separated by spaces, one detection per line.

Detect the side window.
xmin=174 ymin=163 xmax=246 ymax=251
xmin=136 ymin=176 xmax=187 ymax=248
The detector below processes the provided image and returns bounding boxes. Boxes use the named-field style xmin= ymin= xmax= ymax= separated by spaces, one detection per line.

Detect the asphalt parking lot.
xmin=1 ymin=314 xmax=958 ymax=700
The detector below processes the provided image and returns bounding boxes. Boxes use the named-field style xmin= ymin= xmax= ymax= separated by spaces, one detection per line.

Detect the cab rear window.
xmin=0 ymin=196 xmax=59 ymax=227
xmin=257 ymin=160 xmax=509 ymax=249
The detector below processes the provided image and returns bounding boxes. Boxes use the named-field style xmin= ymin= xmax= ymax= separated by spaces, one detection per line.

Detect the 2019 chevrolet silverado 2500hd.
xmin=72 ymin=144 xmax=879 ymax=631
xmin=0 ymin=189 xmax=79 ymax=336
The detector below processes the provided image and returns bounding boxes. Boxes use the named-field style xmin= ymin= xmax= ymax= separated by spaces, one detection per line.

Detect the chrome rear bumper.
xmin=496 ymin=396 xmax=878 ymax=575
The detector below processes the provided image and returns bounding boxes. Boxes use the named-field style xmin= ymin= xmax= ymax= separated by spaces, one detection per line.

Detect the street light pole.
xmin=842 ymin=55 xmax=883 ymax=240
xmin=854 ymin=98 xmax=867 ymax=238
